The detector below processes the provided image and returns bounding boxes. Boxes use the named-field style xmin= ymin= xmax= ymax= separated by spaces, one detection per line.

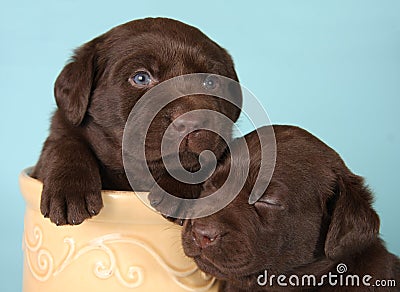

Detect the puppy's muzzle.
xmin=191 ymin=221 xmax=221 ymax=249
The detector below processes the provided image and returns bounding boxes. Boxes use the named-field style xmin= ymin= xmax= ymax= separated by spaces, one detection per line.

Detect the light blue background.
xmin=1 ymin=1 xmax=399 ymax=290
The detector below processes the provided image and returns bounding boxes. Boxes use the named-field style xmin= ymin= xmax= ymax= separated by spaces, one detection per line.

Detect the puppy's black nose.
xmin=191 ymin=221 xmax=220 ymax=249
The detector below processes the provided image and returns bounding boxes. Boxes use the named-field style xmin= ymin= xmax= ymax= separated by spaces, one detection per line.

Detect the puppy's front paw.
xmin=40 ymin=178 xmax=103 ymax=225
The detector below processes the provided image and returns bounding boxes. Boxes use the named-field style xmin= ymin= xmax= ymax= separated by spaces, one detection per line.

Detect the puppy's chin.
xmin=164 ymin=151 xmax=202 ymax=171
xmin=193 ymin=256 xmax=230 ymax=280
xmin=183 ymin=131 xmax=222 ymax=154
xmin=194 ymin=254 xmax=260 ymax=282
xmin=183 ymin=229 xmax=251 ymax=280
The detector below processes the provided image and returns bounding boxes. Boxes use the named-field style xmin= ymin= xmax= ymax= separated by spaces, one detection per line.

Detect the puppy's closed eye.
xmin=254 ymin=196 xmax=284 ymax=210
xmin=253 ymin=180 xmax=287 ymax=210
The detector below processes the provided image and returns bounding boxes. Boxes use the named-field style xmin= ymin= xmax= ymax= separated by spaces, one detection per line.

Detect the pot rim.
xmin=19 ymin=167 xmax=167 ymax=225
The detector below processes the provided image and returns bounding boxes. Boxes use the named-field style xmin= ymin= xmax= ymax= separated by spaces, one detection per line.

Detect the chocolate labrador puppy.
xmin=32 ymin=17 xmax=241 ymax=225
xmin=182 ymin=125 xmax=399 ymax=291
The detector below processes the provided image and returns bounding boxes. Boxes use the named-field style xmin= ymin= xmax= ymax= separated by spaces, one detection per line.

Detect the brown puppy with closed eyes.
xmin=182 ymin=125 xmax=399 ymax=291
xmin=32 ymin=17 xmax=241 ymax=225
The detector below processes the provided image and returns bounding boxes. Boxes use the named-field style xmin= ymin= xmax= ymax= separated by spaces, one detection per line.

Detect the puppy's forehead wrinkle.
xmin=115 ymin=47 xmax=229 ymax=87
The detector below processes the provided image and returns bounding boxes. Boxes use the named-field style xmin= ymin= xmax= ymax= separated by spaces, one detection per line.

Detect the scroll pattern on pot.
xmin=24 ymin=225 xmax=216 ymax=291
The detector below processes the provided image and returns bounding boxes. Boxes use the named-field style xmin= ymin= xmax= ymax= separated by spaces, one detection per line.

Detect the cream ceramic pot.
xmin=19 ymin=169 xmax=218 ymax=292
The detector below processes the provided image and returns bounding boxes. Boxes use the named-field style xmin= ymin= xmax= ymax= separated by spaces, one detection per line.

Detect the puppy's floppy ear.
xmin=226 ymin=73 xmax=242 ymax=123
xmin=324 ymin=172 xmax=380 ymax=260
xmin=54 ymin=41 xmax=97 ymax=126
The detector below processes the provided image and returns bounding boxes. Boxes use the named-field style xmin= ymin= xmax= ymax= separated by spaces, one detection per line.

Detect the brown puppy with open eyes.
xmin=182 ymin=125 xmax=400 ymax=291
xmin=32 ymin=17 xmax=241 ymax=226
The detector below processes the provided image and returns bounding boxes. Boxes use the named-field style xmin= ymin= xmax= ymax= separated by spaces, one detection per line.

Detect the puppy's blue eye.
xmin=131 ymin=71 xmax=152 ymax=86
xmin=203 ymin=75 xmax=219 ymax=90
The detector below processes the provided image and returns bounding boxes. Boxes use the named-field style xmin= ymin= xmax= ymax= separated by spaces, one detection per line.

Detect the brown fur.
xmin=182 ymin=125 xmax=400 ymax=291
xmin=32 ymin=17 xmax=241 ymax=225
